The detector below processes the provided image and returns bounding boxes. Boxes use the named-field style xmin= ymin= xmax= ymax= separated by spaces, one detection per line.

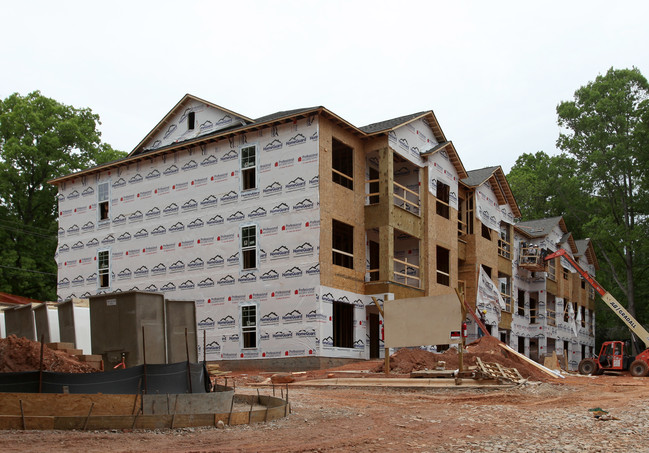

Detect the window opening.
xmin=499 ymin=273 xmax=511 ymax=311
xmin=98 ymin=249 xmax=110 ymax=288
xmin=529 ymin=295 xmax=537 ymax=324
xmin=332 ymin=220 xmax=353 ymax=269
xmin=332 ymin=138 xmax=353 ymax=190
xmin=333 ymin=300 xmax=353 ymax=348
xmin=98 ymin=182 xmax=110 ymax=221
xmin=436 ymin=181 xmax=450 ymax=219
xmin=548 ymin=258 xmax=556 ymax=281
xmin=517 ymin=289 xmax=525 ymax=316
xmin=241 ymin=225 xmax=257 ymax=270
xmin=497 ymin=222 xmax=511 ymax=259
xmin=436 ymin=246 xmax=450 ymax=286
xmin=241 ymin=145 xmax=257 ymax=191
xmin=368 ymin=240 xmax=379 ymax=281
xmin=188 ymin=111 xmax=195 ymax=130
xmin=241 ymin=305 xmax=257 ymax=349
xmin=481 ymin=223 xmax=491 ymax=240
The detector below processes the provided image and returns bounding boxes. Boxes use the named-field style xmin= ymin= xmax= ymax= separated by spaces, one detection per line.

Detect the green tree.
xmin=507 ymin=151 xmax=588 ymax=237
xmin=557 ymin=67 xmax=649 ymax=321
xmin=0 ymin=91 xmax=125 ymax=301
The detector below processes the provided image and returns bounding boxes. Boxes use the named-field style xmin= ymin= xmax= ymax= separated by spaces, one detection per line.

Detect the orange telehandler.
xmin=543 ymin=248 xmax=649 ymax=376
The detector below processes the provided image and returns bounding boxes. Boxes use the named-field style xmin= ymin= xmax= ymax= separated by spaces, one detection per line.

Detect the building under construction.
xmin=49 ymin=95 xmax=596 ymax=369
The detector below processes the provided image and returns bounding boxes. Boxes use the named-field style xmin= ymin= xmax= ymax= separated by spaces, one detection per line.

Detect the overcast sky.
xmin=2 ymin=1 xmax=648 ymax=173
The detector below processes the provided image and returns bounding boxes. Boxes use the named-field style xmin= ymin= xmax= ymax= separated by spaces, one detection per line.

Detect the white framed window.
xmin=97 ymin=248 xmax=110 ymax=288
xmin=241 ymin=224 xmax=258 ymax=270
xmin=241 ymin=304 xmax=258 ymax=349
xmin=240 ymin=145 xmax=257 ymax=191
xmin=98 ymin=181 xmax=110 ymax=221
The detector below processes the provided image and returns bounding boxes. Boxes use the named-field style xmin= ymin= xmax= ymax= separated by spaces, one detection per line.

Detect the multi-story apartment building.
xmin=512 ymin=217 xmax=597 ymax=370
xmin=51 ymin=94 xmax=596 ymax=368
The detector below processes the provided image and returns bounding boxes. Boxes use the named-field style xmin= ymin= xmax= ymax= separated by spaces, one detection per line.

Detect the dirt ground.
xmin=3 ymin=337 xmax=649 ymax=452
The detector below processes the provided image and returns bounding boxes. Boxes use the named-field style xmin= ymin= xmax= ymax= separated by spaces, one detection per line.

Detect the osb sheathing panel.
xmin=497 ymin=255 xmax=512 ymax=275
xmin=500 ymin=311 xmax=512 ymax=330
xmin=0 ymin=393 xmax=139 ymax=417
xmin=546 ymin=279 xmax=558 ymax=296
xmin=318 ymin=117 xmax=367 ymax=294
xmin=364 ymin=282 xmax=423 ymax=299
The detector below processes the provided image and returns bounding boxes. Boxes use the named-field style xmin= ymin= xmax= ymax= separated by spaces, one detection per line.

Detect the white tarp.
xmin=475 ymin=180 xmax=514 ymax=231
xmin=428 ymin=148 xmax=459 ymax=210
xmin=477 ymin=266 xmax=506 ymax=321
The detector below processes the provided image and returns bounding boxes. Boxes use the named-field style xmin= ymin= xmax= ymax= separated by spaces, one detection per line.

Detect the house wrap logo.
xmin=188 ymin=218 xmax=204 ymax=230
xmin=198 ymin=317 xmax=216 ymax=330
xmin=101 ymin=234 xmax=115 ymax=245
xmin=200 ymin=195 xmax=218 ymax=208
xmin=169 ymin=222 xmax=185 ymax=233
xmin=321 ymin=292 xmax=335 ymax=303
xmin=286 ymin=177 xmax=305 ymax=192
xmin=220 ymin=150 xmax=238 ymax=162
xmin=179 ymin=280 xmax=195 ymax=290
xmin=218 ymin=315 xmax=236 ymax=329
xmin=58 ymin=227 xmax=65 ymax=237
xmin=282 ymin=310 xmax=303 ymax=324
xmin=151 ymin=225 xmax=166 ymax=236
xmin=293 ymin=242 xmax=314 ymax=256
xmin=309 ymin=175 xmax=319 ymax=188
xmin=227 ymin=211 xmax=245 ymax=223
xmin=273 ymin=331 xmax=293 ymax=339
xmin=129 ymin=210 xmax=143 ymax=222
xmin=71 ymin=275 xmax=84 ymax=287
xmin=207 ymin=255 xmax=224 ymax=268
xmin=293 ymin=199 xmax=314 ymax=211
xmin=263 ymin=139 xmax=282 ymax=151
xmin=144 ymin=283 xmax=158 ymax=291
xmin=261 ymin=312 xmax=280 ymax=326
xmin=296 ymin=328 xmax=316 ymax=338
xmin=310 ymin=130 xmax=318 ymax=141
xmin=163 ymin=124 xmax=177 ymax=139
xmin=220 ymin=191 xmax=238 ymax=204
xmin=306 ymin=264 xmax=320 ymax=276
xmin=169 ymin=260 xmax=185 ymax=273
xmin=160 ymin=282 xmax=176 ymax=292
xmin=151 ymin=263 xmax=167 ymax=275
xmin=66 ymin=190 xmax=80 ymax=200
xmin=307 ymin=309 xmax=327 ymax=322
xmin=146 ymin=169 xmax=160 ymax=180
xmin=263 ymin=182 xmax=282 ymax=196
xmin=260 ymin=270 xmax=279 ymax=281
xmin=134 ymin=266 xmax=149 ymax=278
xmin=182 ymin=199 xmax=198 ymax=212
xmin=205 ymin=341 xmax=220 ymax=353
xmin=238 ymin=272 xmax=257 ymax=284
xmin=163 ymin=165 xmax=179 ymax=176
xmin=201 ymin=155 xmax=218 ymax=167
xmin=146 ymin=207 xmax=161 ymax=219
xmin=198 ymin=277 xmax=215 ymax=288
xmin=322 ymin=336 xmax=334 ymax=347
xmin=207 ymin=214 xmax=224 ymax=226
xmin=218 ymin=275 xmax=235 ymax=286
xmin=354 ymin=339 xmax=365 ymax=350
xmin=82 ymin=186 xmax=94 ymax=197
xmin=71 ymin=241 xmax=84 ymax=251
xmin=287 ymin=133 xmax=306 ymax=146
xmin=117 ymin=232 xmax=131 ymax=242
xmin=129 ymin=174 xmax=143 ymax=184
xmin=67 ymin=224 xmax=79 ymax=235
xmin=227 ymin=253 xmax=239 ymax=266
xmin=163 ymin=203 xmax=179 ymax=216
xmin=248 ymin=207 xmax=267 ymax=219
xmin=86 ymin=273 xmax=97 ymax=284
xmin=86 ymin=238 xmax=99 ymax=247
xmin=57 ymin=278 xmax=70 ymax=288
xmin=112 ymin=178 xmax=126 ymax=188
xmin=182 ymin=160 xmax=198 ymax=171
xmin=188 ymin=257 xmax=204 ymax=270
xmin=117 ymin=268 xmax=132 ymax=280
xmin=134 ymin=229 xmax=148 ymax=239
xmin=271 ymin=246 xmax=290 ymax=260
xmin=112 ymin=214 xmax=126 ymax=225
xmin=270 ymin=203 xmax=290 ymax=215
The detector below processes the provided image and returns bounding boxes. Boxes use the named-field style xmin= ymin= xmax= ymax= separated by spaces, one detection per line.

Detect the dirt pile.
xmin=0 ymin=335 xmax=97 ymax=373
xmin=373 ymin=336 xmax=552 ymax=381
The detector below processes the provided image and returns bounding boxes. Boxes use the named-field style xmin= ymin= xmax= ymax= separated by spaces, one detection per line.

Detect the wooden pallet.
xmin=475 ymin=357 xmax=524 ymax=384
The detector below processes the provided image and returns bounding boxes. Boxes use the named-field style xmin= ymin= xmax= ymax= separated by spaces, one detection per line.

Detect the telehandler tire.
xmin=630 ymin=359 xmax=649 ymax=377
xmin=578 ymin=358 xmax=598 ymax=375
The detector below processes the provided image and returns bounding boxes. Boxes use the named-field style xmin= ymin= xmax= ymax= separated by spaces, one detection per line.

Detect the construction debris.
xmin=0 ymin=335 xmax=97 ymax=373
xmin=474 ymin=357 xmax=524 ymax=384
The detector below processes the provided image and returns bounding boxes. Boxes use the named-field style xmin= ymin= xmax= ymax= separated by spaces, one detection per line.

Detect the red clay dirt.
xmin=0 ymin=335 xmax=97 ymax=373
xmin=2 ymin=335 xmax=649 ymax=452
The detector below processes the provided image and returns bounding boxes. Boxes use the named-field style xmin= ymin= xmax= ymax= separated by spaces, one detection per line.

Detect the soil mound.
xmin=373 ymin=336 xmax=552 ymax=381
xmin=0 ymin=335 xmax=97 ymax=373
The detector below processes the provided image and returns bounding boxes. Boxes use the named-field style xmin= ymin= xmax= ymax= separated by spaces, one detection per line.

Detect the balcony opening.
xmin=393 ymin=154 xmax=420 ymax=215
xmin=366 ymin=229 xmax=380 ymax=282
xmin=393 ymin=230 xmax=420 ymax=288
xmin=498 ymin=222 xmax=511 ymax=259
xmin=436 ymin=180 xmax=450 ymax=219
xmin=436 ymin=246 xmax=450 ymax=286
xmin=332 ymin=138 xmax=353 ymax=190
xmin=332 ymin=219 xmax=354 ymax=269
xmin=547 ymin=293 xmax=556 ymax=326
xmin=498 ymin=272 xmax=511 ymax=311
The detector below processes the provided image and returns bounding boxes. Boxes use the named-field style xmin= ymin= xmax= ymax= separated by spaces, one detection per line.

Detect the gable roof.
xmin=0 ymin=292 xmax=42 ymax=308
xmin=516 ymin=216 xmax=566 ymax=237
xmin=49 ymin=96 xmax=465 ymax=185
xmin=461 ymin=166 xmax=521 ymax=218
xmin=575 ymin=239 xmax=599 ymax=270
xmin=129 ymin=94 xmax=254 ymax=157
